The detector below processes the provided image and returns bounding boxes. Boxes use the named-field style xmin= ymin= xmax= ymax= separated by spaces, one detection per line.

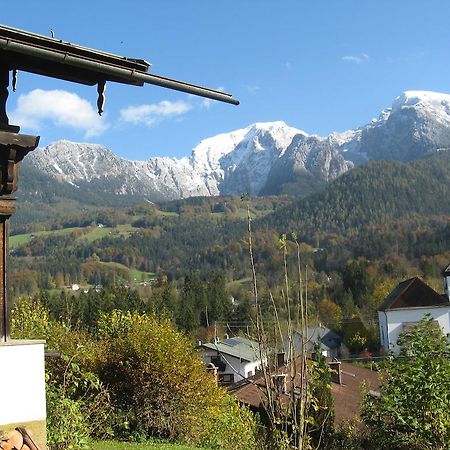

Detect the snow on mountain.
xmin=23 ymin=91 xmax=450 ymax=202
xmin=344 ymin=90 xmax=450 ymax=162
xmin=26 ymin=121 xmax=312 ymax=200
xmin=392 ymin=90 xmax=450 ymax=115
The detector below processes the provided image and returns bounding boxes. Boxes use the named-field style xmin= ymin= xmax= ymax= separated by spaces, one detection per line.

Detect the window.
xmin=402 ymin=320 xmax=440 ymax=335
xmin=402 ymin=322 xmax=419 ymax=334
xmin=210 ymin=355 xmax=226 ymax=371
xmin=219 ymin=373 xmax=234 ymax=384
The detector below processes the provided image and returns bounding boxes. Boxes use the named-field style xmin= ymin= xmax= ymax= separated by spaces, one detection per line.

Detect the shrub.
xmin=362 ymin=315 xmax=450 ymax=449
xmin=197 ymin=395 xmax=259 ymax=450
xmin=11 ymin=298 xmax=114 ymax=446
xmin=46 ymin=383 xmax=90 ymax=450
xmin=11 ymin=296 xmax=49 ymax=339
xmin=11 ymin=300 xmax=260 ymax=449
xmin=96 ymin=310 xmax=259 ymax=448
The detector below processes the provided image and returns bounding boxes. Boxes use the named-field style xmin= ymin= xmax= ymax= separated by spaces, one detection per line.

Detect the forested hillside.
xmin=9 ymin=153 xmax=450 ymax=344
xmin=10 ymin=153 xmax=450 ymax=295
xmin=14 ymin=163 xmax=144 ymax=225
xmin=262 ymin=152 xmax=450 ymax=235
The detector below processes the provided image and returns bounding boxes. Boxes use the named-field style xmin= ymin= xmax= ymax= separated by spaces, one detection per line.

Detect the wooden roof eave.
xmin=0 ymin=24 xmax=239 ymax=105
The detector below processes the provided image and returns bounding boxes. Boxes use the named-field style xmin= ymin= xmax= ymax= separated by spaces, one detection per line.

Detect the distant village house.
xmin=378 ymin=265 xmax=450 ymax=354
xmin=198 ymin=336 xmax=265 ymax=384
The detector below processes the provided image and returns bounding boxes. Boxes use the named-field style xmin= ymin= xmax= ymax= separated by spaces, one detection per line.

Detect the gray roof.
xmin=202 ymin=337 xmax=260 ymax=362
xmin=284 ymin=327 xmax=342 ymax=357
xmin=306 ymin=326 xmax=342 ymax=351
xmin=443 ymin=263 xmax=450 ymax=276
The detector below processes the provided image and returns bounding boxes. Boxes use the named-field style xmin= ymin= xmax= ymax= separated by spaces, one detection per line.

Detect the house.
xmin=283 ymin=327 xmax=342 ymax=360
xmin=378 ymin=271 xmax=450 ymax=354
xmin=198 ymin=336 xmax=265 ymax=385
xmin=305 ymin=326 xmax=342 ymax=358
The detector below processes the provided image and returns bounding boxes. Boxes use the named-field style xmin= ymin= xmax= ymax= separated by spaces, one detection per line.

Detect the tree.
xmin=177 ymin=273 xmax=204 ymax=332
xmin=342 ymin=260 xmax=373 ymax=308
xmin=362 ymin=316 xmax=450 ymax=449
xmin=318 ymin=298 xmax=343 ymax=329
xmin=97 ymin=310 xmax=258 ymax=449
xmin=207 ymin=272 xmax=232 ymax=323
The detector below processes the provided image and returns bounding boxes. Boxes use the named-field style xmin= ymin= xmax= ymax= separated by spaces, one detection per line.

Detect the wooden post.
xmin=0 ymin=67 xmax=39 ymax=340
xmin=0 ymin=131 xmax=39 ymax=341
xmin=0 ymin=197 xmax=15 ymax=341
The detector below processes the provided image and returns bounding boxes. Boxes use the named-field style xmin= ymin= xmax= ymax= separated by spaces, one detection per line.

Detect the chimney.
xmin=277 ymin=352 xmax=286 ymax=368
xmin=272 ymin=374 xmax=287 ymax=394
xmin=329 ymin=360 xmax=342 ymax=384
xmin=206 ymin=363 xmax=218 ymax=385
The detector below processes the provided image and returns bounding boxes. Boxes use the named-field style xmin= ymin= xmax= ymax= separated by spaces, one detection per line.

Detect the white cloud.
xmin=120 ymin=100 xmax=192 ymax=126
xmin=10 ymin=89 xmax=108 ymax=137
xmin=245 ymin=84 xmax=260 ymax=95
xmin=342 ymin=53 xmax=370 ymax=64
xmin=201 ymin=98 xmax=213 ymax=110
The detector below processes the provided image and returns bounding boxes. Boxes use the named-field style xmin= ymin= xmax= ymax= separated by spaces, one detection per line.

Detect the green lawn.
xmin=130 ymin=267 xmax=156 ymax=282
xmin=92 ymin=440 xmax=209 ymax=450
xmin=10 ymin=224 xmax=137 ymax=248
xmin=82 ymin=224 xmax=136 ymax=242
xmin=96 ymin=261 xmax=155 ymax=284
xmin=157 ymin=210 xmax=179 ymax=217
xmin=10 ymin=226 xmax=84 ymax=248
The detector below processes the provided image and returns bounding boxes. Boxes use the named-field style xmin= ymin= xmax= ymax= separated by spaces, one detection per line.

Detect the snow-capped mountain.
xmin=332 ymin=90 xmax=450 ymax=162
xmin=22 ymin=90 xmax=450 ymax=203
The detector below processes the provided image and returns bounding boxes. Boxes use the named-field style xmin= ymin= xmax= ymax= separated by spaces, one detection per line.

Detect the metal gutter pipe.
xmin=0 ymin=37 xmax=239 ymax=106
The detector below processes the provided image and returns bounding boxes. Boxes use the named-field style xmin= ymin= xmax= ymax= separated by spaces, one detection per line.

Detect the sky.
xmin=3 ymin=1 xmax=450 ymax=160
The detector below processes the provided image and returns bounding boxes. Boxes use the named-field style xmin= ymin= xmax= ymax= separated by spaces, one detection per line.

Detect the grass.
xmin=227 ymin=277 xmax=252 ymax=289
xmin=92 ymin=440 xmax=210 ymax=450
xmin=157 ymin=210 xmax=179 ymax=217
xmin=10 ymin=223 xmax=137 ymax=248
xmin=96 ymin=261 xmax=155 ymax=283
xmin=10 ymin=226 xmax=83 ymax=248
xmin=82 ymin=224 xmax=136 ymax=242
xmin=130 ymin=267 xmax=156 ymax=282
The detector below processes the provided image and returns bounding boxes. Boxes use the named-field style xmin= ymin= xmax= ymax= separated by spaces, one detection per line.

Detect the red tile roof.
xmin=229 ymin=358 xmax=379 ymax=424
xmin=332 ymin=362 xmax=379 ymax=424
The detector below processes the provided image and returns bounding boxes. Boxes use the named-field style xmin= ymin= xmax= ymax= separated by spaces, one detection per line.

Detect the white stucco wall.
xmin=444 ymin=275 xmax=450 ymax=300
xmin=0 ymin=341 xmax=46 ymax=425
xmin=200 ymin=348 xmax=263 ymax=381
xmin=378 ymin=306 xmax=450 ymax=354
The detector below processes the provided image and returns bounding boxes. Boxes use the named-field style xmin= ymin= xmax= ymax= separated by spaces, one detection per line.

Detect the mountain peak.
xmin=249 ymin=120 xmax=307 ymax=135
xmin=392 ymin=90 xmax=450 ymax=113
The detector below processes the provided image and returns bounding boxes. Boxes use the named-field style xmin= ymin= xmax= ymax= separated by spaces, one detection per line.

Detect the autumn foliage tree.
xmin=96 ymin=310 xmax=258 ymax=449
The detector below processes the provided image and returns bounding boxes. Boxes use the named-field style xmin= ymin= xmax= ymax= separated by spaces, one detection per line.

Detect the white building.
xmin=199 ymin=336 xmax=265 ymax=384
xmin=378 ymin=273 xmax=450 ymax=354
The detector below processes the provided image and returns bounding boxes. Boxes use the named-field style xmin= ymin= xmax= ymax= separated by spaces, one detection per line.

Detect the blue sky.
xmin=4 ymin=1 xmax=450 ymax=160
